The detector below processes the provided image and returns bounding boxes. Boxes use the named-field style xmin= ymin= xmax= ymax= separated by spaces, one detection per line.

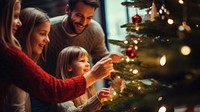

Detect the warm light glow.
xmin=158 ymin=106 xmax=166 ymax=112
xmin=178 ymin=25 xmax=185 ymax=31
xmin=113 ymin=92 xmax=117 ymax=96
xmin=181 ymin=45 xmax=191 ymax=55
xmin=133 ymin=40 xmax=138 ymax=44
xmin=167 ymin=19 xmax=174 ymax=24
xmin=124 ymin=40 xmax=128 ymax=44
xmin=136 ymin=26 xmax=140 ymax=31
xmin=159 ymin=9 xmax=163 ymax=14
xmin=126 ymin=58 xmax=130 ymax=62
xmin=160 ymin=55 xmax=166 ymax=66
xmin=134 ymin=46 xmax=138 ymax=50
xmin=161 ymin=6 xmax=165 ymax=10
xmin=182 ymin=21 xmax=191 ymax=31
xmin=196 ymin=25 xmax=199 ymax=27
xmin=158 ymin=97 xmax=163 ymax=101
xmin=133 ymin=69 xmax=138 ymax=74
xmin=138 ymin=86 xmax=141 ymax=90
xmin=129 ymin=69 xmax=133 ymax=72
xmin=179 ymin=0 xmax=184 ymax=4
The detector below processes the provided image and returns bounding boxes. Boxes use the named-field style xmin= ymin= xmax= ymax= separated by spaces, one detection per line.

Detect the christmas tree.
xmin=98 ymin=0 xmax=200 ymax=112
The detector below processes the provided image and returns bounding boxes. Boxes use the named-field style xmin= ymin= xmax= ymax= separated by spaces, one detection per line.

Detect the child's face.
xmin=70 ymin=55 xmax=90 ymax=76
xmin=30 ymin=21 xmax=50 ymax=56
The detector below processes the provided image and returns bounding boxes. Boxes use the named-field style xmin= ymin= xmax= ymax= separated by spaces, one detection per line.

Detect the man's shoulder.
xmin=50 ymin=15 xmax=66 ymax=25
xmin=90 ymin=19 xmax=101 ymax=27
xmin=88 ymin=19 xmax=102 ymax=31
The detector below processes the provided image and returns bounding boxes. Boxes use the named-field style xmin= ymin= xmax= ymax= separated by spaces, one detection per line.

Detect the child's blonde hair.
xmin=56 ymin=46 xmax=89 ymax=79
xmin=56 ymin=46 xmax=96 ymax=107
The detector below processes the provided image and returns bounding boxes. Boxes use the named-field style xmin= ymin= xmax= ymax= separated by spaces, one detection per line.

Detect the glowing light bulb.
xmin=133 ymin=69 xmax=138 ymax=74
xmin=136 ymin=26 xmax=140 ymax=31
xmin=160 ymin=55 xmax=166 ymax=66
xmin=126 ymin=58 xmax=130 ymax=62
xmin=167 ymin=19 xmax=174 ymax=24
xmin=134 ymin=46 xmax=138 ymax=50
xmin=124 ymin=40 xmax=128 ymax=44
xmin=158 ymin=97 xmax=163 ymax=101
xmin=181 ymin=45 xmax=191 ymax=55
xmin=179 ymin=0 xmax=184 ymax=4
xmin=133 ymin=40 xmax=138 ymax=44
xmin=158 ymin=106 xmax=166 ymax=112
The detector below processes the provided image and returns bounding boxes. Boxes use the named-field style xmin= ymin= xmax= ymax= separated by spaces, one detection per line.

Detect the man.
xmin=39 ymin=0 xmax=112 ymax=76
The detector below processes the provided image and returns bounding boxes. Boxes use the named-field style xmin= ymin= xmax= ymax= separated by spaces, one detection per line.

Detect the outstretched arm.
xmin=0 ymin=43 xmax=113 ymax=103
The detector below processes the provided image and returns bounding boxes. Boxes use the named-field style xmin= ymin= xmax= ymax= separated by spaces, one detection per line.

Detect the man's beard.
xmin=67 ymin=14 xmax=87 ymax=34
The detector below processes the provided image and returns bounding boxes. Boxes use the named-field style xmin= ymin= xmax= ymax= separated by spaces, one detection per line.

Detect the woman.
xmin=0 ymin=0 xmax=114 ymax=111
xmin=8 ymin=7 xmax=50 ymax=112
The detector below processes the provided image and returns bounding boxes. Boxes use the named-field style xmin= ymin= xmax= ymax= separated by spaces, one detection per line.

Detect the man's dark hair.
xmin=68 ymin=0 xmax=100 ymax=11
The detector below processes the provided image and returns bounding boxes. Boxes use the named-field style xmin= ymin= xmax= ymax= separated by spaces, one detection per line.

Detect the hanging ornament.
xmin=132 ymin=14 xmax=142 ymax=24
xmin=126 ymin=45 xmax=136 ymax=59
xmin=150 ymin=1 xmax=158 ymax=21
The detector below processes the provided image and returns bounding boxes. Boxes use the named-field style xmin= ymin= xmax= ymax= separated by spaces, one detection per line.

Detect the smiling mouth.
xmin=84 ymin=69 xmax=90 ymax=73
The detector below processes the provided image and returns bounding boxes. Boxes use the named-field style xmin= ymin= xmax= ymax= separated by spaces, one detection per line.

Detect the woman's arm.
xmin=0 ymin=43 xmax=113 ymax=103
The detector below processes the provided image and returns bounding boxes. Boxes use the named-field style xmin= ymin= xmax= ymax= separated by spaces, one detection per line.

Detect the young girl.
xmin=0 ymin=0 xmax=114 ymax=111
xmin=8 ymin=7 xmax=50 ymax=112
xmin=56 ymin=46 xmax=110 ymax=112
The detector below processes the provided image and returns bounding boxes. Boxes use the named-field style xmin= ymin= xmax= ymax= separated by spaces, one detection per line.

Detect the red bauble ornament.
xmin=126 ymin=46 xmax=136 ymax=59
xmin=132 ymin=14 xmax=142 ymax=24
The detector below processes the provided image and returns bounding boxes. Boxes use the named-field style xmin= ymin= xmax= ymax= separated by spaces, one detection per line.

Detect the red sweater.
xmin=0 ymin=41 xmax=86 ymax=110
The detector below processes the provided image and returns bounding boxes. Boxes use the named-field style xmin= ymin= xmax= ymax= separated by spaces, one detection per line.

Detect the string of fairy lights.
xmin=106 ymin=0 xmax=199 ymax=112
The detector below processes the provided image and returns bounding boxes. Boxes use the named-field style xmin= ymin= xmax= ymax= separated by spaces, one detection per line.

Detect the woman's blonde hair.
xmin=0 ymin=0 xmax=21 ymax=48
xmin=56 ymin=46 xmax=96 ymax=106
xmin=0 ymin=0 xmax=21 ymax=111
xmin=15 ymin=7 xmax=49 ymax=62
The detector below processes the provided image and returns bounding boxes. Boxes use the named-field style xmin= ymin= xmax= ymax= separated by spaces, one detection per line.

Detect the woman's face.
xmin=30 ymin=21 xmax=50 ymax=56
xmin=12 ymin=1 xmax=22 ymax=34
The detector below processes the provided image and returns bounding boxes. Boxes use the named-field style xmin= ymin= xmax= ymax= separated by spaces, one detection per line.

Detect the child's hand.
xmin=108 ymin=53 xmax=123 ymax=63
xmin=97 ymin=88 xmax=110 ymax=103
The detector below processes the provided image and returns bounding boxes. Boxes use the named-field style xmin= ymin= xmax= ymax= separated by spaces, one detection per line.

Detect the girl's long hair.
xmin=56 ymin=46 xmax=96 ymax=106
xmin=15 ymin=7 xmax=49 ymax=62
xmin=0 ymin=0 xmax=21 ymax=111
xmin=0 ymin=0 xmax=21 ymax=48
